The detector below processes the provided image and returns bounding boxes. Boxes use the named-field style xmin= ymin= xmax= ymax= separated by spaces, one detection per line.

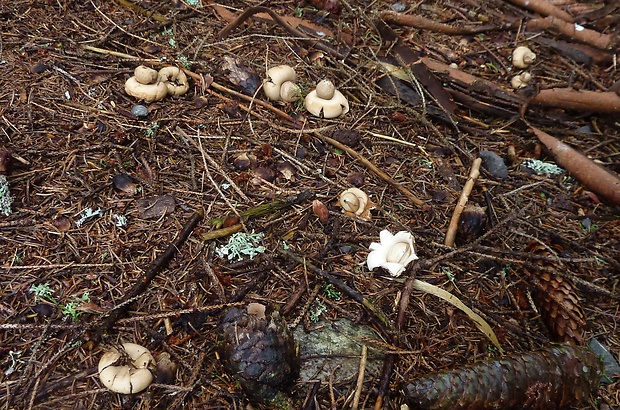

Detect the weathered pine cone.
xmin=405 ymin=343 xmax=602 ymax=410
xmin=218 ymin=303 xmax=299 ymax=405
xmin=524 ymin=241 xmax=586 ymax=344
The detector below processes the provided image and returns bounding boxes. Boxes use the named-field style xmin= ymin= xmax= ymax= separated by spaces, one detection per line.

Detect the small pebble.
xmin=131 ymin=104 xmax=149 ymax=117
xmin=479 ymin=150 xmax=508 ymax=178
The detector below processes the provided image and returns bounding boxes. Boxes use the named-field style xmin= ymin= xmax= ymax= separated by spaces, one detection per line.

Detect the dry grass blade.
xmin=411 ymin=279 xmax=504 ymax=354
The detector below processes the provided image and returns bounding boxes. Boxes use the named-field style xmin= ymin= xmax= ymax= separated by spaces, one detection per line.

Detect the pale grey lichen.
xmin=216 ymin=231 xmax=265 ymax=261
xmin=522 ymin=159 xmax=564 ymax=177
xmin=76 ymin=207 xmax=104 ymax=227
xmin=0 ymin=175 xmax=13 ymax=216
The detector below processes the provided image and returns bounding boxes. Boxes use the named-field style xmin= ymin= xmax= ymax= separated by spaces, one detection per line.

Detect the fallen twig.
xmin=529 ymin=126 xmax=620 ymax=206
xmin=279 ymin=249 xmax=391 ymax=327
xmin=217 ymin=6 xmax=349 ymax=60
xmin=504 ymin=0 xmax=574 ymax=22
xmin=379 ymin=10 xmax=503 ymax=34
xmin=96 ymin=209 xmax=204 ymax=339
xmin=207 ymin=190 xmax=315 ymax=227
xmin=526 ymin=15 xmax=617 ymax=49
xmin=351 ymin=344 xmax=367 ymax=410
xmin=445 ymin=158 xmax=482 ymax=247
xmin=531 ymin=88 xmax=620 ymax=113
xmin=314 ymin=131 xmax=429 ymax=210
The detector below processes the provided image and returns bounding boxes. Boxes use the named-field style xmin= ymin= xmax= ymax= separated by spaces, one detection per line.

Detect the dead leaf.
xmin=137 ymin=195 xmax=176 ymax=219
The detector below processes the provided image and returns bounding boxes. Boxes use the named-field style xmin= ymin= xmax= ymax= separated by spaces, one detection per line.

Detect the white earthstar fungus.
xmin=264 ymin=65 xmax=300 ymax=102
xmin=367 ymin=230 xmax=418 ymax=277
xmin=98 ymin=342 xmax=156 ymax=394
xmin=158 ymin=66 xmax=189 ymax=96
xmin=305 ymin=79 xmax=349 ymax=118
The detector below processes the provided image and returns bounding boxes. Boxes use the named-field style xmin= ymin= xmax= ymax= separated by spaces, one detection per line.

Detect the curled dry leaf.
xmin=136 ymin=195 xmax=176 ymax=219
xmin=112 ymin=173 xmax=137 ymax=195
xmin=312 ymin=199 xmax=329 ymax=223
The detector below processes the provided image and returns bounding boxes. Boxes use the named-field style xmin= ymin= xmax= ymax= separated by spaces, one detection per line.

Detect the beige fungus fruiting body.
xmin=367 ymin=230 xmax=419 ymax=277
xmin=125 ymin=76 xmax=168 ymax=102
xmin=305 ymin=79 xmax=349 ymax=118
xmin=511 ymin=72 xmax=532 ymax=89
xmin=98 ymin=342 xmax=155 ymax=394
xmin=339 ymin=187 xmax=373 ymax=220
xmin=512 ymin=46 xmax=536 ymax=69
xmin=264 ymin=65 xmax=300 ymax=102
xmin=125 ymin=66 xmax=189 ymax=102
xmin=158 ymin=66 xmax=189 ymax=96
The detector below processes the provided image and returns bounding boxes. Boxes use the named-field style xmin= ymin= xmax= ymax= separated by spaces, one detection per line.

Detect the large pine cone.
xmin=218 ymin=303 xmax=299 ymax=405
xmin=405 ymin=343 xmax=602 ymax=410
xmin=524 ymin=241 xmax=586 ymax=344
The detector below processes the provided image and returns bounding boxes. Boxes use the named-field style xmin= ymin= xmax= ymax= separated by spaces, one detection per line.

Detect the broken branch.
xmin=445 ymin=158 xmax=482 ymax=247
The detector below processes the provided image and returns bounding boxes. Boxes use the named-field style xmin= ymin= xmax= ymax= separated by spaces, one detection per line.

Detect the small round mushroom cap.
xmin=512 ymin=46 xmax=536 ymax=69
xmin=264 ymin=65 xmax=297 ymax=101
xmin=158 ymin=66 xmax=189 ymax=96
xmin=304 ymin=87 xmax=349 ymax=119
xmin=279 ymin=81 xmax=301 ymax=102
xmin=316 ymin=79 xmax=335 ymax=100
xmin=98 ymin=342 xmax=155 ymax=394
xmin=125 ymin=77 xmax=169 ymax=102
xmin=134 ymin=66 xmax=159 ymax=85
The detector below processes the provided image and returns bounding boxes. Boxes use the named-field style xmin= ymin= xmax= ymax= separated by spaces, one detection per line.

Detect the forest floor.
xmin=0 ymin=0 xmax=619 ymax=409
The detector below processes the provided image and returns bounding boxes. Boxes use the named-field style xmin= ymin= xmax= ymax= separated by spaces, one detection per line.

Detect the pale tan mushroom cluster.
xmin=125 ymin=66 xmax=189 ymax=102
xmin=98 ymin=342 xmax=156 ymax=394
xmin=510 ymin=46 xmax=536 ymax=89
xmin=339 ymin=187 xmax=374 ymax=221
xmin=263 ymin=65 xmax=349 ymax=118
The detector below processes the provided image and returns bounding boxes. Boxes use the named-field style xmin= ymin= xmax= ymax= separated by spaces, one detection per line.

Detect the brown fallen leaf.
xmin=137 ymin=195 xmax=176 ymax=219
xmin=530 ymin=126 xmax=620 ymax=206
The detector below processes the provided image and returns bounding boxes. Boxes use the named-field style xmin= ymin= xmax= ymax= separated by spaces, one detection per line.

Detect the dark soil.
xmin=0 ymin=0 xmax=619 ymax=409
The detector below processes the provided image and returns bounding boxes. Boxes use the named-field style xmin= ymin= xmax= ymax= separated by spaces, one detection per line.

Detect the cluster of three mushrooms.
xmin=264 ymin=65 xmax=349 ymax=118
xmin=125 ymin=65 xmax=190 ymax=102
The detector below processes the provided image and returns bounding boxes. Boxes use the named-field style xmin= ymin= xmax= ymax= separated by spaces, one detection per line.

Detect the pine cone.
xmin=524 ymin=241 xmax=586 ymax=344
xmin=218 ymin=303 xmax=299 ymax=405
xmin=405 ymin=344 xmax=602 ymax=410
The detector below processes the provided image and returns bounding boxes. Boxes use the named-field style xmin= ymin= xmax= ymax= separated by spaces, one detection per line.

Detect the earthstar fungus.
xmin=512 ymin=46 xmax=536 ymax=69
xmin=263 ymin=65 xmax=300 ymax=102
xmin=98 ymin=342 xmax=156 ymax=394
xmin=305 ymin=79 xmax=349 ymax=118
xmin=339 ymin=187 xmax=374 ymax=220
xmin=367 ymin=230 xmax=418 ymax=277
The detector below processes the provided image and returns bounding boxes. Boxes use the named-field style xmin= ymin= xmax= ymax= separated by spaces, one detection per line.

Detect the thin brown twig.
xmin=379 ymin=10 xmax=503 ymax=34
xmin=314 ymin=131 xmax=429 ymax=210
xmin=351 ymin=344 xmax=367 ymax=410
xmin=445 ymin=157 xmax=482 ymax=247
xmin=96 ymin=209 xmax=204 ymax=339
xmin=504 ymin=0 xmax=574 ymax=22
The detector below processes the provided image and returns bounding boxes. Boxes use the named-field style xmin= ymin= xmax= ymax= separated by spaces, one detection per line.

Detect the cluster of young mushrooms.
xmin=125 ymin=65 xmax=189 ymax=102
xmin=264 ymin=65 xmax=349 ymax=118
xmin=510 ymin=46 xmax=536 ymax=89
